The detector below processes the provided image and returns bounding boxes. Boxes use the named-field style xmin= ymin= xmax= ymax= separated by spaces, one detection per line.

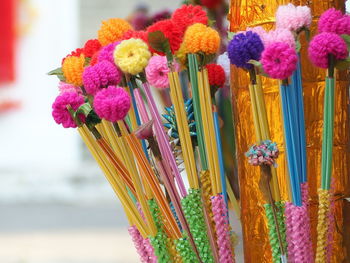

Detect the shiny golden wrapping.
xmin=228 ymin=1 xmax=350 ymax=262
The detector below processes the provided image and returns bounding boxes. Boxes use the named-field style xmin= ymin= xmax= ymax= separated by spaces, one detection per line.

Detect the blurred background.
xmin=0 ymin=1 xmax=186 ymax=262
xmin=6 ymin=0 xmax=350 ymax=263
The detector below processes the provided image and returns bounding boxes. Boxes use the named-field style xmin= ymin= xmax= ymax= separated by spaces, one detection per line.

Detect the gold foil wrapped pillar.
xmin=228 ymin=1 xmax=350 ymax=262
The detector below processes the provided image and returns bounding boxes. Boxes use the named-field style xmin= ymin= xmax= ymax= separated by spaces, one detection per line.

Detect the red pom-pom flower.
xmin=147 ymin=19 xmax=183 ymax=55
xmin=172 ymin=4 xmax=208 ymax=33
xmin=83 ymin=39 xmax=102 ymax=57
xmin=206 ymin=63 xmax=226 ymax=89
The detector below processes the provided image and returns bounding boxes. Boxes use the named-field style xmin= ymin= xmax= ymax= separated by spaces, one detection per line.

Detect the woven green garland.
xmin=264 ymin=201 xmax=287 ymax=263
xmin=150 ymin=231 xmax=172 ymax=263
xmin=175 ymin=236 xmax=199 ymax=263
xmin=181 ymin=188 xmax=214 ymax=263
xmin=276 ymin=201 xmax=287 ymax=253
xmin=148 ymin=199 xmax=172 ymax=263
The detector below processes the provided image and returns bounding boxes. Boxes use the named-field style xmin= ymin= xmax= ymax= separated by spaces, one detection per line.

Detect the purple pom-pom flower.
xmin=227 ymin=31 xmax=264 ymax=70
xmin=52 ymin=92 xmax=85 ymax=128
xmin=93 ymin=86 xmax=131 ymax=122
xmin=82 ymin=60 xmax=121 ymax=95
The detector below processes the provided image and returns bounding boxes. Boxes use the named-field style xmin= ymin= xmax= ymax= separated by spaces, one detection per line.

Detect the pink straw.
xmin=141 ymin=82 xmax=187 ymax=197
xmin=211 ymin=194 xmax=235 ymax=263
xmin=134 ymin=88 xmax=150 ymax=123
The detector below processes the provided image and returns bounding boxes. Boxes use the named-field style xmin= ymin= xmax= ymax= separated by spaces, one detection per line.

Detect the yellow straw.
xmin=78 ymin=126 xmax=148 ymax=237
xmin=203 ymin=69 xmax=221 ymax=193
xmin=173 ymin=72 xmax=199 ymax=188
xmin=116 ymin=121 xmax=157 ymax=236
xmin=226 ymin=178 xmax=241 ymax=219
xmin=197 ymin=71 xmax=217 ymax=194
xmin=168 ymin=72 xmax=198 ymax=188
xmin=248 ymin=84 xmax=262 ymax=142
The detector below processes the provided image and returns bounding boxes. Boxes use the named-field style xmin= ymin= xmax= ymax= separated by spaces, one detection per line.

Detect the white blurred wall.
xmin=0 ymin=0 xmax=81 ymax=201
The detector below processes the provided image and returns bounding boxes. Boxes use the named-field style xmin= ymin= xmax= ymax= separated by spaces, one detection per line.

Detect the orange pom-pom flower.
xmin=183 ymin=23 xmax=220 ymax=55
xmin=98 ymin=18 xmax=133 ymax=46
xmin=62 ymin=54 xmax=85 ymax=87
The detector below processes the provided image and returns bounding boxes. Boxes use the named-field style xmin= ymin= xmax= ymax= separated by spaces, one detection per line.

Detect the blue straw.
xmin=295 ymin=57 xmax=307 ymax=183
xmin=280 ymin=84 xmax=302 ymax=206
xmin=287 ymin=79 xmax=302 ymax=183
xmin=213 ymin=110 xmax=228 ymax=208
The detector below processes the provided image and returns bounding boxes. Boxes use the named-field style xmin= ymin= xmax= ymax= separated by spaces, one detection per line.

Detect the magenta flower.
xmin=276 ymin=3 xmax=312 ymax=31
xmin=318 ymin=8 xmax=343 ymax=33
xmin=52 ymin=92 xmax=85 ymax=128
xmin=145 ymin=56 xmax=179 ymax=89
xmin=261 ymin=42 xmax=298 ymax=80
xmin=82 ymin=61 xmax=121 ymax=95
xmin=333 ymin=16 xmax=350 ymax=35
xmin=93 ymin=86 xmax=131 ymax=122
xmin=308 ymin=32 xmax=348 ymax=69
xmin=98 ymin=41 xmax=120 ymax=64
xmin=58 ymin=82 xmax=82 ymax=95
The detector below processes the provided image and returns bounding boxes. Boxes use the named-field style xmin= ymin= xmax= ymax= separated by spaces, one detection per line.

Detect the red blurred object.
xmin=0 ymin=99 xmax=21 ymax=114
xmin=201 ymin=0 xmax=222 ymax=9
xmin=0 ymin=0 xmax=16 ymax=84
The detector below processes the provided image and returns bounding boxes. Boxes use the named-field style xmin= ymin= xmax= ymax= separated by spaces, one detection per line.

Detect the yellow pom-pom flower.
xmin=183 ymin=23 xmax=220 ymax=55
xmin=62 ymin=54 xmax=85 ymax=86
xmin=114 ymin=38 xmax=151 ymax=75
xmin=98 ymin=18 xmax=132 ymax=46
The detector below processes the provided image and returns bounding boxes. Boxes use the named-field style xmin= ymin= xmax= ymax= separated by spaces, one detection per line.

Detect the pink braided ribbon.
xmin=211 ymin=193 xmax=235 ymax=263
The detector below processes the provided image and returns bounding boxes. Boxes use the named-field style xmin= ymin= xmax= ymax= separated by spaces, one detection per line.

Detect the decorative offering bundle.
xmin=48 ymin=2 xmax=350 ymax=263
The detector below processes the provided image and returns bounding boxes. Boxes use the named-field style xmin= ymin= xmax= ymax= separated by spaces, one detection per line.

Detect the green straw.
xmin=188 ymin=54 xmax=207 ymax=169
xmin=321 ymin=77 xmax=335 ymax=190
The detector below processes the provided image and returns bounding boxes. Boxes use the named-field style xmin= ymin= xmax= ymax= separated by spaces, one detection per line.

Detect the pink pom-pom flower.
xmin=318 ymin=8 xmax=343 ymax=33
xmin=82 ymin=61 xmax=121 ymax=95
xmin=145 ymin=56 xmax=179 ymax=89
xmin=98 ymin=41 xmax=120 ymax=64
xmin=52 ymin=92 xmax=85 ymax=128
xmin=261 ymin=42 xmax=298 ymax=80
xmin=333 ymin=16 xmax=350 ymax=35
xmin=308 ymin=32 xmax=348 ymax=68
xmin=276 ymin=3 xmax=312 ymax=31
xmin=263 ymin=28 xmax=296 ymax=49
xmin=58 ymin=82 xmax=82 ymax=95
xmin=93 ymin=86 xmax=131 ymax=122
xmin=246 ymin=26 xmax=267 ymax=42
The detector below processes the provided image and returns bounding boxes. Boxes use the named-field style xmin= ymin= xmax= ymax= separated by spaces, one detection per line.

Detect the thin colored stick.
xmin=126 ymin=133 xmax=181 ymax=239
xmin=141 ymin=81 xmax=187 ymax=197
xmin=168 ymin=72 xmax=198 ymax=188
xmin=280 ymin=84 xmax=301 ymax=206
xmin=226 ymin=177 xmax=240 ymax=219
xmin=197 ymin=70 xmax=217 ymax=193
xmin=255 ymin=78 xmax=281 ymax=201
xmin=188 ymin=54 xmax=208 ymax=169
xmin=203 ymin=69 xmax=221 ymax=194
xmin=213 ymin=108 xmax=228 ymax=206
xmin=78 ymin=126 xmax=148 ymax=237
